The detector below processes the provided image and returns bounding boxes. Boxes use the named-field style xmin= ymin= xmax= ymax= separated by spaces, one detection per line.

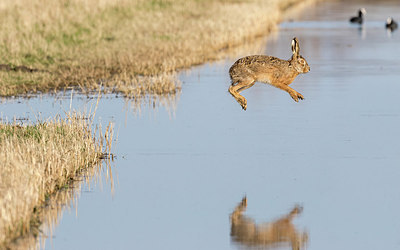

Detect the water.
xmin=2 ymin=0 xmax=400 ymax=249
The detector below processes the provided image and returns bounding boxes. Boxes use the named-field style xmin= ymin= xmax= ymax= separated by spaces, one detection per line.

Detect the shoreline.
xmin=0 ymin=0 xmax=317 ymax=99
xmin=0 ymin=112 xmax=114 ymax=249
xmin=0 ymin=0 xmax=315 ymax=247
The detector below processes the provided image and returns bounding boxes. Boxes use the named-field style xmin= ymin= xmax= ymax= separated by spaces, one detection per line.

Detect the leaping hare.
xmin=228 ymin=37 xmax=310 ymax=110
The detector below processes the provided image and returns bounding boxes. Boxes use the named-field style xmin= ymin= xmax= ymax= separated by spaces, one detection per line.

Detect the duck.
xmin=386 ymin=17 xmax=398 ymax=31
xmin=349 ymin=8 xmax=366 ymax=24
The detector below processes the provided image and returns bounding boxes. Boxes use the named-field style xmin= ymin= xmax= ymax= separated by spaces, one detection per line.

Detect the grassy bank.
xmin=0 ymin=112 xmax=113 ymax=248
xmin=0 ymin=0 xmax=308 ymax=98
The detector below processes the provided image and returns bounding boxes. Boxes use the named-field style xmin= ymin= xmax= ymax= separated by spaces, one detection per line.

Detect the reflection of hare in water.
xmin=230 ymin=197 xmax=308 ymax=250
xmin=228 ymin=37 xmax=310 ymax=110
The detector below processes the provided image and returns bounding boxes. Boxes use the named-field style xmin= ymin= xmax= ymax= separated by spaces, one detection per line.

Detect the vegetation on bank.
xmin=0 ymin=0 xmax=305 ymax=98
xmin=0 ymin=112 xmax=113 ymax=248
xmin=0 ymin=0 xmax=310 ymax=246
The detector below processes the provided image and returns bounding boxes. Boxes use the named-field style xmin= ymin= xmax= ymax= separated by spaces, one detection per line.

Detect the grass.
xmin=0 ymin=0 xmax=310 ymax=99
xmin=0 ymin=111 xmax=114 ymax=248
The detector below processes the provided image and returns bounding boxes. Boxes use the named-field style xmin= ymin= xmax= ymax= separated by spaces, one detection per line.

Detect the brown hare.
xmin=228 ymin=37 xmax=310 ymax=110
xmin=230 ymin=196 xmax=308 ymax=250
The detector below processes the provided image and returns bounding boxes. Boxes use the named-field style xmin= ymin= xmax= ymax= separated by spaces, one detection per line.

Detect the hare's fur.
xmin=228 ymin=37 xmax=310 ymax=110
xmin=230 ymin=197 xmax=308 ymax=250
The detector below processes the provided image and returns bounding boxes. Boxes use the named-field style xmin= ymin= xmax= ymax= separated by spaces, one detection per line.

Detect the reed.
xmin=0 ymin=112 xmax=113 ymax=248
xmin=0 ymin=0 xmax=308 ymax=98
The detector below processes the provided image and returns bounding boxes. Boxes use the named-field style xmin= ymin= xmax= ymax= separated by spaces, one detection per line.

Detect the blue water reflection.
xmin=1 ymin=0 xmax=400 ymax=249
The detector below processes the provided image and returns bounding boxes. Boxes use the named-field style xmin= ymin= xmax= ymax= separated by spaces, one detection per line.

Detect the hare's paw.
xmin=289 ymin=91 xmax=304 ymax=102
xmin=238 ymin=97 xmax=247 ymax=110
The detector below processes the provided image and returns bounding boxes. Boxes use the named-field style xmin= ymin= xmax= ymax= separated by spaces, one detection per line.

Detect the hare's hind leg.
xmin=228 ymin=80 xmax=255 ymax=110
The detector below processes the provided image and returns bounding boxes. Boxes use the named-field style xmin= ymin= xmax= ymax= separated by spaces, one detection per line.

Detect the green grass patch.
xmin=0 ymin=125 xmax=43 ymax=142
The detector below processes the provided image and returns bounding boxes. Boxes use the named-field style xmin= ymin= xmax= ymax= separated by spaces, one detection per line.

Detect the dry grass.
xmin=0 ymin=0 xmax=308 ymax=98
xmin=0 ymin=111 xmax=113 ymax=248
xmin=4 ymin=159 xmax=115 ymax=250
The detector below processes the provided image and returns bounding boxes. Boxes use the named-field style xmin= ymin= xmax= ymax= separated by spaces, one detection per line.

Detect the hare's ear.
xmin=291 ymin=37 xmax=300 ymax=57
xmin=242 ymin=196 xmax=247 ymax=205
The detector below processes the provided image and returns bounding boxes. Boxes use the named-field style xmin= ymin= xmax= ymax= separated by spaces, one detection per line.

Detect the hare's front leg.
xmin=288 ymin=88 xmax=304 ymax=102
xmin=228 ymin=80 xmax=255 ymax=110
xmin=272 ymin=82 xmax=304 ymax=102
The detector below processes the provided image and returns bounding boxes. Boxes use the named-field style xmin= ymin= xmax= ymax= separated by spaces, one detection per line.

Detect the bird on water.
xmin=349 ymin=8 xmax=366 ymax=24
xmin=386 ymin=17 xmax=398 ymax=31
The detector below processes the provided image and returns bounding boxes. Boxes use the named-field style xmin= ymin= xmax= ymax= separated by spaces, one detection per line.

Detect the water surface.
xmin=2 ymin=0 xmax=400 ymax=249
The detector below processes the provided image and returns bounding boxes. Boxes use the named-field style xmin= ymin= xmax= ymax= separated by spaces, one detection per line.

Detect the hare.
xmin=230 ymin=196 xmax=308 ymax=250
xmin=228 ymin=37 xmax=310 ymax=110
